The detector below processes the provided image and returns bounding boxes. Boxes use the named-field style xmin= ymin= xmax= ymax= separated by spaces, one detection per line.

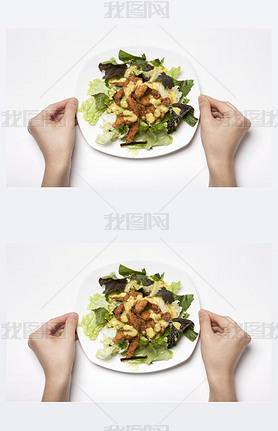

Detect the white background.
xmin=6 ymin=28 xmax=272 ymax=187
xmin=6 ymin=243 xmax=272 ymax=403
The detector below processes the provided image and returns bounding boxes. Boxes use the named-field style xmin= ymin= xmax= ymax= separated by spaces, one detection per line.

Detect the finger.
xmin=40 ymin=313 xmax=73 ymax=333
xmin=205 ymin=96 xmax=236 ymax=115
xmin=198 ymin=95 xmax=214 ymax=124
xmin=62 ymin=98 xmax=78 ymax=128
xmin=198 ymin=309 xmax=213 ymax=337
xmin=64 ymin=312 xmax=79 ymax=342
xmin=206 ymin=310 xmax=235 ymax=329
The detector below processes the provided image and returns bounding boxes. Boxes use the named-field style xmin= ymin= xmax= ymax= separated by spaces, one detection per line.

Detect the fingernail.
xmin=199 ymin=309 xmax=207 ymax=317
xmin=198 ymin=95 xmax=207 ymax=103
xmin=69 ymin=312 xmax=78 ymax=319
xmin=69 ymin=98 xmax=78 ymax=104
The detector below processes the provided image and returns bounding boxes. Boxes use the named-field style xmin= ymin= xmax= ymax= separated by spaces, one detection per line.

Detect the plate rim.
xmin=75 ymin=259 xmax=200 ymax=374
xmin=75 ymin=45 xmax=200 ymax=159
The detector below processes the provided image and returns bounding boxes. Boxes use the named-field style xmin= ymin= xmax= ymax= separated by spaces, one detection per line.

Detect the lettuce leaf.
xmin=96 ymin=335 xmax=127 ymax=359
xmin=99 ymin=276 xmax=127 ymax=294
xmin=167 ymin=281 xmax=181 ymax=294
xmin=88 ymin=293 xmax=109 ymax=311
xmin=173 ymin=79 xmax=194 ymax=97
xmin=184 ymin=326 xmax=198 ymax=341
xmin=173 ymin=293 xmax=194 ymax=313
xmin=133 ymin=130 xmax=173 ymax=150
xmin=88 ymin=78 xmax=109 ymax=97
xmin=80 ymin=308 xmax=110 ymax=341
xmin=99 ymin=60 xmax=127 ymax=80
xmin=118 ymin=50 xmax=146 ymax=68
xmin=184 ymin=111 xmax=198 ymax=127
xmin=118 ymin=264 xmax=146 ymax=278
xmin=80 ymin=97 xmax=107 ymax=126
xmin=168 ymin=66 xmax=181 ymax=80
xmin=133 ymin=344 xmax=173 ymax=364
xmin=96 ymin=120 xmax=124 ymax=145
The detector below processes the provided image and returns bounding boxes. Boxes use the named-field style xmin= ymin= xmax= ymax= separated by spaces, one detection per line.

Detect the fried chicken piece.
xmin=148 ymin=88 xmax=160 ymax=99
xmin=160 ymin=110 xmax=167 ymax=120
xmin=110 ymin=81 xmax=125 ymax=86
xmin=127 ymin=310 xmax=146 ymax=332
xmin=126 ymin=335 xmax=140 ymax=358
xmin=110 ymin=295 xmax=125 ymax=301
xmin=161 ymin=97 xmax=172 ymax=106
xmin=149 ymin=303 xmax=160 ymax=313
xmin=161 ymin=312 xmax=172 ymax=321
xmin=114 ymin=302 xmax=125 ymax=320
xmin=146 ymin=320 xmax=156 ymax=329
xmin=113 ymin=332 xmax=133 ymax=343
xmin=126 ymin=120 xmax=140 ymax=144
xmin=113 ymin=87 xmax=124 ymax=105
xmin=145 ymin=105 xmax=156 ymax=115
xmin=139 ymin=95 xmax=152 ymax=106
xmin=112 ymin=117 xmax=132 ymax=128
xmin=134 ymin=298 xmax=148 ymax=314
xmin=139 ymin=311 xmax=152 ymax=321
xmin=127 ymin=95 xmax=145 ymax=118
xmin=134 ymin=84 xmax=148 ymax=99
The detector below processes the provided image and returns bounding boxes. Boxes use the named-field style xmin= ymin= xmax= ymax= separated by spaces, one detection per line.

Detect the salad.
xmin=80 ymin=49 xmax=198 ymax=155
xmin=80 ymin=264 xmax=198 ymax=368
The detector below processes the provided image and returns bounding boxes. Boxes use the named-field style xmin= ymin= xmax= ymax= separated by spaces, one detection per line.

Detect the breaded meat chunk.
xmin=126 ymin=335 xmax=140 ymax=358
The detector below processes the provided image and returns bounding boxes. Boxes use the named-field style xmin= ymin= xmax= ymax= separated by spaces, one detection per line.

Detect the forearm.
xmin=42 ymin=161 xmax=71 ymax=187
xmin=42 ymin=376 xmax=71 ymax=402
xmin=208 ymin=374 xmax=237 ymax=402
xmin=207 ymin=159 xmax=237 ymax=187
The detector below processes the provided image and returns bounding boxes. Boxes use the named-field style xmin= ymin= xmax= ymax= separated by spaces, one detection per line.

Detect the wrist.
xmin=207 ymin=157 xmax=237 ymax=187
xmin=207 ymin=371 xmax=237 ymax=402
xmin=42 ymin=373 xmax=72 ymax=402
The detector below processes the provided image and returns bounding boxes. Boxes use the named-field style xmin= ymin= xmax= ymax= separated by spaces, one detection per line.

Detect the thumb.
xmin=199 ymin=309 xmax=213 ymax=338
xmin=198 ymin=95 xmax=213 ymax=124
xmin=63 ymin=98 xmax=78 ymax=127
xmin=64 ymin=312 xmax=78 ymax=342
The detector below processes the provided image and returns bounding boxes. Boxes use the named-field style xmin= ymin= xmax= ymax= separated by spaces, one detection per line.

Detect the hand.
xmin=199 ymin=309 xmax=251 ymax=402
xmin=198 ymin=95 xmax=251 ymax=187
xmin=28 ymin=312 xmax=78 ymax=402
xmin=28 ymin=98 xmax=78 ymax=187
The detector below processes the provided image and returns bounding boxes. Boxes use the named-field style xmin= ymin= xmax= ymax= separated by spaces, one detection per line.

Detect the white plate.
xmin=76 ymin=46 xmax=200 ymax=159
xmin=75 ymin=261 xmax=200 ymax=373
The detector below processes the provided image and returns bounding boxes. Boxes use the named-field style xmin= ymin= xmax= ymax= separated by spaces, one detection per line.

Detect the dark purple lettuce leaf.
xmin=167 ymin=104 xmax=194 ymax=133
xmin=99 ymin=277 xmax=127 ymax=294
xmin=98 ymin=62 xmax=128 ymax=80
xmin=157 ymin=287 xmax=174 ymax=304
xmin=167 ymin=319 xmax=194 ymax=348
xmin=156 ymin=72 xmax=174 ymax=89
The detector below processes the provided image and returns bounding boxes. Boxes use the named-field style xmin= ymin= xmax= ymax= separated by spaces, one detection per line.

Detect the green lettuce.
xmin=132 ymin=344 xmax=173 ymax=364
xmin=133 ymin=130 xmax=173 ymax=150
xmin=96 ymin=336 xmax=127 ymax=359
xmin=88 ymin=293 xmax=109 ymax=311
xmin=88 ymin=78 xmax=109 ymax=97
xmin=80 ymin=308 xmax=110 ymax=341
xmin=96 ymin=120 xmax=123 ymax=145
xmin=168 ymin=66 xmax=181 ymax=79
xmin=167 ymin=281 xmax=181 ymax=294
xmin=80 ymin=97 xmax=107 ymax=126
xmin=173 ymin=293 xmax=194 ymax=313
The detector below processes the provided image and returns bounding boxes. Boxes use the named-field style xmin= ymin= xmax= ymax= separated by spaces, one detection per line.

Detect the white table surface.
xmin=6 ymin=28 xmax=272 ymax=187
xmin=6 ymin=242 xmax=272 ymax=402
